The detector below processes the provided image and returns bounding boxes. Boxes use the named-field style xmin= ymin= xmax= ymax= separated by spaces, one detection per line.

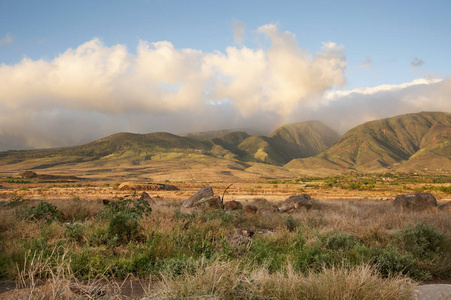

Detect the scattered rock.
xmin=117 ymin=182 xmax=179 ymax=191
xmin=278 ymin=193 xmax=313 ymax=212
xmin=244 ymin=204 xmax=258 ymax=214
xmin=194 ymin=196 xmax=222 ymax=208
xmin=102 ymin=199 xmax=110 ymax=205
xmin=394 ymin=193 xmax=437 ymax=211
xmin=140 ymin=192 xmax=157 ymax=205
xmin=438 ymin=201 xmax=451 ymax=212
xmin=224 ymin=200 xmax=243 ymax=211
xmin=182 ymin=187 xmax=214 ymax=208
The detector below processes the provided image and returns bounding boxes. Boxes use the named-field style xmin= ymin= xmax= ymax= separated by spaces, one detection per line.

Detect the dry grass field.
xmin=0 ymin=170 xmax=450 ymax=299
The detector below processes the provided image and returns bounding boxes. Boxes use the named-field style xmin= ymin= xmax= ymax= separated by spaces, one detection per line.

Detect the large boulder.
xmin=394 ymin=193 xmax=437 ymax=211
xmin=118 ymin=182 xmax=179 ymax=191
xmin=182 ymin=186 xmax=214 ymax=208
xmin=278 ymin=193 xmax=313 ymax=212
xmin=224 ymin=200 xmax=243 ymax=211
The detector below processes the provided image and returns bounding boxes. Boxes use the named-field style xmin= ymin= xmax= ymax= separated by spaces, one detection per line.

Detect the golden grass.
xmin=151 ymin=259 xmax=415 ymax=300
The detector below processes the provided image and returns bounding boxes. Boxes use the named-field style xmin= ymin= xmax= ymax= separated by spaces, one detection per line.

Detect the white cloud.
xmin=0 ymin=33 xmax=13 ymax=45
xmin=1 ymin=24 xmax=448 ymax=151
xmin=0 ymin=24 xmax=348 ymax=149
xmin=286 ymin=77 xmax=451 ymax=134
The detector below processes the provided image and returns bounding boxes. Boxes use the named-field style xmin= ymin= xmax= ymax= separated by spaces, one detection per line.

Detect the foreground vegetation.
xmin=0 ymin=187 xmax=450 ymax=298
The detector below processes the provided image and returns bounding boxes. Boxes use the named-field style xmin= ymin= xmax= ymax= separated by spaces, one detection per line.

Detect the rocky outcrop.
xmin=278 ymin=193 xmax=313 ymax=212
xmin=394 ymin=193 xmax=437 ymax=211
xmin=182 ymin=187 xmax=215 ymax=208
xmin=118 ymin=182 xmax=179 ymax=191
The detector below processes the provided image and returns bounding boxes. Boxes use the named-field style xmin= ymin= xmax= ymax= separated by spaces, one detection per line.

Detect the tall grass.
xmin=152 ymin=259 xmax=415 ymax=300
xmin=0 ymin=195 xmax=449 ymax=298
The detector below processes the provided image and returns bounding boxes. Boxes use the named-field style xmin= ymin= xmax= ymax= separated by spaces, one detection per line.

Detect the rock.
xmin=244 ymin=204 xmax=258 ymax=214
xmin=279 ymin=193 xmax=313 ymax=212
xmin=117 ymin=182 xmax=179 ymax=191
xmin=278 ymin=202 xmax=296 ymax=213
xmin=438 ymin=201 xmax=451 ymax=212
xmin=394 ymin=193 xmax=437 ymax=211
xmin=140 ymin=192 xmax=156 ymax=205
xmin=19 ymin=171 xmax=38 ymax=178
xmin=102 ymin=199 xmax=110 ymax=205
xmin=194 ymin=195 xmax=222 ymax=208
xmin=224 ymin=200 xmax=243 ymax=211
xmin=182 ymin=187 xmax=214 ymax=208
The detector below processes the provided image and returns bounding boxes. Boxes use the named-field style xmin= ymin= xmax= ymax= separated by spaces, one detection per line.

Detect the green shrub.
xmin=398 ymin=222 xmax=445 ymax=259
xmin=108 ymin=213 xmax=140 ymax=246
xmin=20 ymin=201 xmax=62 ymax=223
xmin=65 ymin=223 xmax=85 ymax=243
xmin=371 ymin=245 xmax=427 ymax=279
xmin=326 ymin=231 xmax=357 ymax=251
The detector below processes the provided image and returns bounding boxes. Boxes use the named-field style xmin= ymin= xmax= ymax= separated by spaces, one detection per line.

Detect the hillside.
xmin=286 ymin=112 xmax=451 ymax=173
xmin=233 ymin=121 xmax=339 ymax=165
xmin=0 ymin=132 xmax=217 ymax=169
xmin=270 ymin=120 xmax=340 ymax=159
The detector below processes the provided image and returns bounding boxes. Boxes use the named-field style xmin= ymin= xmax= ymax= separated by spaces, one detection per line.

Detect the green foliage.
xmin=397 ymin=223 xmax=445 ymax=259
xmin=65 ymin=223 xmax=85 ymax=243
xmin=326 ymin=231 xmax=357 ymax=251
xmin=97 ymin=193 xmax=152 ymax=246
xmin=20 ymin=201 xmax=62 ymax=223
xmin=371 ymin=245 xmax=423 ymax=278
xmin=108 ymin=213 xmax=140 ymax=246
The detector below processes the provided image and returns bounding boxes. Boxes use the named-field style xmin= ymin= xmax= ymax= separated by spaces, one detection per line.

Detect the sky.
xmin=1 ymin=0 xmax=451 ymax=150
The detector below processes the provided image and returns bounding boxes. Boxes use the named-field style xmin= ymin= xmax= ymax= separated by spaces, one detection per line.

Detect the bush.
xmin=20 ymin=202 xmax=62 ymax=223
xmin=398 ymin=223 xmax=445 ymax=259
xmin=108 ymin=213 xmax=140 ymax=246
xmin=326 ymin=231 xmax=357 ymax=251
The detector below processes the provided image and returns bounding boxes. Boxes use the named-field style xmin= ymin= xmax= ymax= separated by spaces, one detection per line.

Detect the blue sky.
xmin=0 ymin=0 xmax=450 ymax=149
xmin=2 ymin=0 xmax=450 ymax=88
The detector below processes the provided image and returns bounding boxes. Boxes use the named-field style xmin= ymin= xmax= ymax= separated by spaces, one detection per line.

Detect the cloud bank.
xmin=0 ymin=23 xmax=449 ymax=150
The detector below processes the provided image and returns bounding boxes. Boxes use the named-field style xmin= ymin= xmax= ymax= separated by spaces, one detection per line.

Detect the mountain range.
xmin=0 ymin=111 xmax=450 ymax=178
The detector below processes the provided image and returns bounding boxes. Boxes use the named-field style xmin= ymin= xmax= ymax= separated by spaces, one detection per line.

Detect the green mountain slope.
xmin=235 ymin=121 xmax=339 ymax=165
xmin=286 ymin=112 xmax=451 ymax=173
xmin=270 ymin=120 xmax=340 ymax=159
xmin=0 ymin=132 xmax=217 ymax=168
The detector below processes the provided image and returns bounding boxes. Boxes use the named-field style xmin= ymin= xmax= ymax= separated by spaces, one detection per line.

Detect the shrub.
xmin=398 ymin=222 xmax=445 ymax=259
xmin=326 ymin=231 xmax=357 ymax=251
xmin=20 ymin=202 xmax=62 ymax=223
xmin=107 ymin=213 xmax=140 ymax=246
